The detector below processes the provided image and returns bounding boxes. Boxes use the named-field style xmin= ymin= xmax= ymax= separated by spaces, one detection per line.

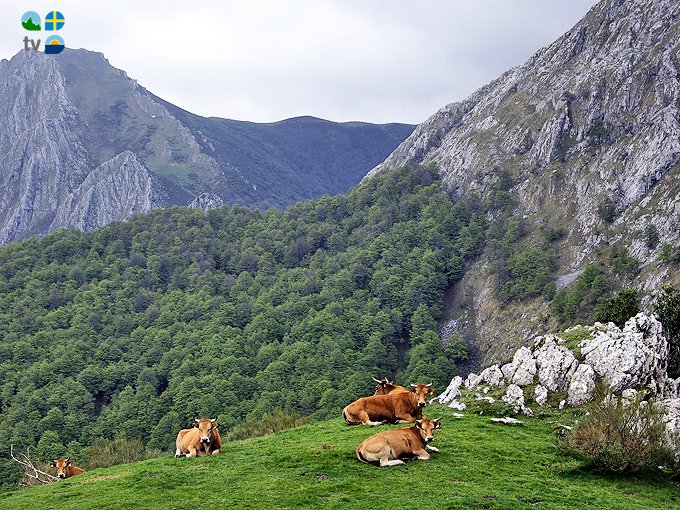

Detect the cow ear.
xmin=415 ymin=419 xmax=422 ymax=428
xmin=434 ymin=418 xmax=442 ymax=429
xmin=191 ymin=419 xmax=199 ymax=427
xmin=51 ymin=461 xmax=57 ymax=467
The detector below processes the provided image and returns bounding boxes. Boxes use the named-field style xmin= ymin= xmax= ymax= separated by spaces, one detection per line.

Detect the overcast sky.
xmin=2 ymin=0 xmax=597 ymax=124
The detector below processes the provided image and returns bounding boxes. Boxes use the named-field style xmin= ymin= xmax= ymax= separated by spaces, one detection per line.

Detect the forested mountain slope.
xmin=366 ymin=0 xmax=680 ymax=364
xmin=0 ymin=166 xmax=481 ymax=481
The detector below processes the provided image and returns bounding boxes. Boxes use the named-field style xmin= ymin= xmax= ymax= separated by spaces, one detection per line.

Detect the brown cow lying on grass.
xmin=175 ymin=418 xmax=222 ymax=457
xmin=343 ymin=383 xmax=434 ymax=425
xmin=51 ymin=458 xmax=84 ymax=479
xmin=356 ymin=416 xmax=442 ymax=467
xmin=372 ymin=377 xmax=409 ymax=395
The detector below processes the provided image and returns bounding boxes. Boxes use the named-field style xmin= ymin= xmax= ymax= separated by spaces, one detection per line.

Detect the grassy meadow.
xmin=1 ymin=407 xmax=677 ymax=510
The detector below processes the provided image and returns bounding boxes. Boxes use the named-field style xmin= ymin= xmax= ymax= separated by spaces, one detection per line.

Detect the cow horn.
xmin=64 ymin=458 xmax=70 ymax=464
xmin=425 ymin=383 xmax=432 ymax=388
xmin=211 ymin=418 xmax=216 ymax=423
xmin=372 ymin=377 xmax=382 ymax=383
xmin=410 ymin=383 xmax=418 ymax=388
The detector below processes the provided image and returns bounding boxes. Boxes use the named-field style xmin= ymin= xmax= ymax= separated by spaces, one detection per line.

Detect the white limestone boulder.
xmin=567 ymin=363 xmax=596 ymax=406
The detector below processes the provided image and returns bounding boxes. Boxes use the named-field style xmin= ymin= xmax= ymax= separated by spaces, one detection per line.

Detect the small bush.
xmin=560 ymin=391 xmax=676 ymax=473
xmin=654 ymin=285 xmax=680 ymax=378
xmin=659 ymin=243 xmax=680 ymax=264
xmin=594 ymin=288 xmax=640 ymax=328
xmin=86 ymin=439 xmax=163 ymax=469
xmin=597 ymin=198 xmax=617 ymax=224
xmin=644 ymin=224 xmax=660 ymax=249
xmin=227 ymin=409 xmax=310 ymax=441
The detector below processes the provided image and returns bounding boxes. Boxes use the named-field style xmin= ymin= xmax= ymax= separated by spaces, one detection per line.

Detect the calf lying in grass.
xmin=356 ymin=417 xmax=441 ymax=467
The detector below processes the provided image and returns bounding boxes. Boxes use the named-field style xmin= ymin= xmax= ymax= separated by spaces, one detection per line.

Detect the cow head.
xmin=51 ymin=458 xmax=72 ymax=479
xmin=410 ymin=383 xmax=434 ymax=407
xmin=372 ymin=377 xmax=394 ymax=395
xmin=193 ymin=418 xmax=218 ymax=444
xmin=415 ymin=417 xmax=441 ymax=443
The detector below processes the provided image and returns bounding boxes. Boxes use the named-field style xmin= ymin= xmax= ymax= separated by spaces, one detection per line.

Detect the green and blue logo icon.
xmin=21 ymin=11 xmax=41 ymax=31
xmin=21 ymin=10 xmax=65 ymax=54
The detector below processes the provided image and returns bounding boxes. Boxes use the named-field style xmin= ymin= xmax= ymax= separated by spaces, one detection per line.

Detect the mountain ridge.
xmin=0 ymin=48 xmax=414 ymax=244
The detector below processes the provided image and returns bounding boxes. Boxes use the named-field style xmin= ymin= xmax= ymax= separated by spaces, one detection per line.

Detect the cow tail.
xmin=356 ymin=445 xmax=368 ymax=464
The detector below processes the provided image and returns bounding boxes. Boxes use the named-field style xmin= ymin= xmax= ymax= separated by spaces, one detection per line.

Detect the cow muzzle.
xmin=418 ymin=402 xmax=426 ymax=408
xmin=200 ymin=437 xmax=210 ymax=444
xmin=425 ymin=437 xmax=433 ymax=443
xmin=58 ymin=473 xmax=66 ymax=479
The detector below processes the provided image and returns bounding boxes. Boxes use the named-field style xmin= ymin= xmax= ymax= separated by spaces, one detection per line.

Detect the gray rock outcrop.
xmin=534 ymin=335 xmax=578 ymax=391
xmin=567 ymin=364 xmax=596 ymax=406
xmin=189 ymin=193 xmax=224 ymax=211
xmin=438 ymin=313 xmax=678 ymax=431
xmin=581 ymin=314 xmax=668 ymax=395
xmin=437 ymin=376 xmax=463 ymax=404
xmin=534 ymin=385 xmax=548 ymax=407
xmin=51 ymin=151 xmax=166 ymax=232
xmin=500 ymin=347 xmax=536 ymax=386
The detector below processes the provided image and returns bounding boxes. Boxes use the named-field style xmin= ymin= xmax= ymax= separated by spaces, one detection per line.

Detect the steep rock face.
xmin=0 ymin=50 xmax=89 ymax=244
xmin=51 ymin=151 xmax=166 ymax=231
xmin=367 ymin=0 xmax=680 ymax=364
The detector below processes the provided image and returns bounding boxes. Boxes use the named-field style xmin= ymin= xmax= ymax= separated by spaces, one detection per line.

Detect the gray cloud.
xmin=1 ymin=0 xmax=597 ymax=123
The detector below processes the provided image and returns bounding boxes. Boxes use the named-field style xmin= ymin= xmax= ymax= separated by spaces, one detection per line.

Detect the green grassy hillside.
xmin=1 ymin=408 xmax=676 ymax=510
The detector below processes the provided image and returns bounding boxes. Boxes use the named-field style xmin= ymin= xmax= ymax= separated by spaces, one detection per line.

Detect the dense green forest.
xmin=0 ymin=166 xmax=485 ymax=480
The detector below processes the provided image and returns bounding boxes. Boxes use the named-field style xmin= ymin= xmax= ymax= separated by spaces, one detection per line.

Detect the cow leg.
xmin=357 ymin=410 xmax=386 ymax=426
xmin=186 ymin=447 xmax=197 ymax=458
xmin=395 ymin=413 xmax=414 ymax=424
xmin=426 ymin=445 xmax=440 ymax=453
xmin=174 ymin=449 xmax=183 ymax=458
xmin=413 ymin=449 xmax=431 ymax=460
xmin=379 ymin=458 xmax=406 ymax=467
xmin=211 ymin=449 xmax=220 ymax=455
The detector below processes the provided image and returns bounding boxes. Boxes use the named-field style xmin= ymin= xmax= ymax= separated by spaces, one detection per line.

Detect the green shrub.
xmin=654 ymin=285 xmax=680 ymax=378
xmin=226 ymin=409 xmax=310 ymax=441
xmin=86 ymin=439 xmax=162 ymax=469
xmin=552 ymin=265 xmax=610 ymax=324
xmin=659 ymin=243 xmax=680 ymax=264
xmin=644 ymin=224 xmax=659 ymax=249
xmin=560 ymin=391 xmax=675 ymax=473
xmin=586 ymin=119 xmax=612 ymax=148
xmin=594 ymin=288 xmax=640 ymax=328
xmin=608 ymin=246 xmax=639 ymax=276
xmin=597 ymin=197 xmax=617 ymax=224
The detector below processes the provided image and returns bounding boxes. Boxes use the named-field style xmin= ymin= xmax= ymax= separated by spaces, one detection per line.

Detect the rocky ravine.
xmin=366 ymin=0 xmax=680 ymax=365
xmin=437 ymin=313 xmax=680 ymax=434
